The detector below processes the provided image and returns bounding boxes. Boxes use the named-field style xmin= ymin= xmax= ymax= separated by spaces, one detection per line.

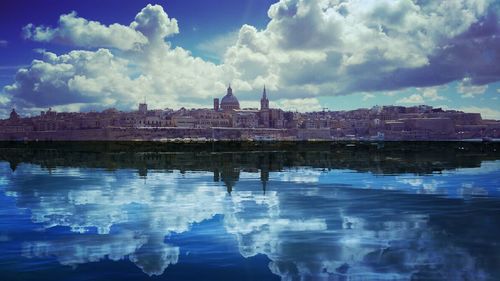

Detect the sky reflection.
xmin=0 ymin=144 xmax=499 ymax=280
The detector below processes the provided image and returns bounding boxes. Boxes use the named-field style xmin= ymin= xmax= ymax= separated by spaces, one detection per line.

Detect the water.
xmin=0 ymin=142 xmax=499 ymax=281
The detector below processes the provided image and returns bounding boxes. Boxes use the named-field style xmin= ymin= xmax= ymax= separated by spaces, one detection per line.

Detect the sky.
xmin=0 ymin=0 xmax=499 ymax=119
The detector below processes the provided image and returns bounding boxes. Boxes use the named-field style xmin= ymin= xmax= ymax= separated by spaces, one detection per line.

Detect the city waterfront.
xmin=0 ymin=142 xmax=499 ymax=281
xmin=2 ymin=86 xmax=499 ymax=142
xmin=1 ymin=1 xmax=499 ymax=280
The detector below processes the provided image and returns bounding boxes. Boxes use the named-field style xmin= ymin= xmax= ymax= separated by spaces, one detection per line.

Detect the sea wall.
xmin=0 ymin=127 xmax=295 ymax=141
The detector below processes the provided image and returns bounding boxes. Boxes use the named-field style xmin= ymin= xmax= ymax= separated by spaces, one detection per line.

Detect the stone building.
xmin=233 ymin=110 xmax=259 ymax=128
xmin=216 ymin=85 xmax=240 ymax=111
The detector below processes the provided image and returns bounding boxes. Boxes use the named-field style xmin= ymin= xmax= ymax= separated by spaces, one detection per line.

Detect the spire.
xmin=227 ymin=83 xmax=233 ymax=95
xmin=260 ymin=85 xmax=269 ymax=111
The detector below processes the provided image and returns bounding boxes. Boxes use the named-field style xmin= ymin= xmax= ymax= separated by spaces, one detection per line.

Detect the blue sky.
xmin=0 ymin=0 xmax=499 ymax=118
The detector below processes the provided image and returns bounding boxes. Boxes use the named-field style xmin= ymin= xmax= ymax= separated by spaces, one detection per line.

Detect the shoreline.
xmin=1 ymin=138 xmax=499 ymax=143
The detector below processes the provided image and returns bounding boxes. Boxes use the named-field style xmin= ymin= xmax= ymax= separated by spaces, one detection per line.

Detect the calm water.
xmin=0 ymin=142 xmax=499 ymax=281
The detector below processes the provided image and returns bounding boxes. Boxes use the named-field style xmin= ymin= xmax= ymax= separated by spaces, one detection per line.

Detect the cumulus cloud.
xmin=225 ymin=0 xmax=499 ymax=96
xmin=22 ymin=4 xmax=180 ymax=51
xmin=457 ymin=77 xmax=489 ymax=98
xmin=397 ymin=93 xmax=424 ymax=104
xmin=3 ymin=1 xmax=500 ymax=114
xmin=420 ymin=87 xmax=446 ymax=101
xmin=272 ymin=97 xmax=322 ymax=112
xmin=0 ymin=93 xmax=10 ymax=105
xmin=131 ymin=4 xmax=179 ymax=44
xmin=4 ymin=49 xmax=143 ymax=109
xmin=23 ymin=11 xmax=148 ymax=50
xmin=397 ymin=86 xmax=446 ymax=104
xmin=383 ymin=91 xmax=399 ymax=97
xmin=362 ymin=93 xmax=375 ymax=101
xmin=6 ymin=5 xmax=232 ymax=113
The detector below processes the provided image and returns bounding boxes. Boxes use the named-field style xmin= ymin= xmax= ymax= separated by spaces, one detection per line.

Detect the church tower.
xmin=260 ymin=86 xmax=269 ymax=111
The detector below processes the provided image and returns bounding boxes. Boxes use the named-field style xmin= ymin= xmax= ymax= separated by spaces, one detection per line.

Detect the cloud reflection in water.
xmin=1 ymin=159 xmax=499 ymax=280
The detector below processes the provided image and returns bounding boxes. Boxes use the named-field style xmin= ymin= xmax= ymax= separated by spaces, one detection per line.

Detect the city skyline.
xmin=2 ymin=87 xmax=498 ymax=141
xmin=6 ymin=82 xmax=499 ymax=118
xmin=0 ymin=0 xmax=499 ymax=119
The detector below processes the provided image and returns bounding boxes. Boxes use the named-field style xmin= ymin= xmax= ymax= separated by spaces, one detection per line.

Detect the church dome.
xmin=220 ymin=85 xmax=240 ymax=111
xmin=221 ymin=94 xmax=239 ymax=107
xmin=9 ymin=108 xmax=19 ymax=120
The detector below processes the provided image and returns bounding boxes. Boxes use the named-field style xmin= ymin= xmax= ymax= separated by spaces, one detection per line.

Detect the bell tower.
xmin=260 ymin=86 xmax=269 ymax=111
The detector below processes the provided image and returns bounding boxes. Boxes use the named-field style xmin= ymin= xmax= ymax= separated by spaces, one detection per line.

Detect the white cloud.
xmin=223 ymin=0 xmax=494 ymax=95
xmin=383 ymin=91 xmax=399 ymax=97
xmin=4 ymin=1 xmax=499 ymax=114
xmin=396 ymin=86 xmax=446 ymax=104
xmin=396 ymin=86 xmax=447 ymax=104
xmin=397 ymin=94 xmax=424 ymax=104
xmin=130 ymin=4 xmax=179 ymax=44
xmin=457 ymin=77 xmax=488 ymax=98
xmin=23 ymin=12 xmax=148 ymax=50
xmin=272 ymin=98 xmax=322 ymax=112
xmin=5 ymin=49 xmax=144 ymax=109
xmin=6 ymin=4 xmax=234 ymax=112
xmin=362 ymin=93 xmax=375 ymax=101
xmin=22 ymin=4 xmax=179 ymax=51
xmin=419 ymin=87 xmax=446 ymax=101
xmin=0 ymin=93 xmax=10 ymax=105
xmin=0 ymin=40 xmax=7 ymax=47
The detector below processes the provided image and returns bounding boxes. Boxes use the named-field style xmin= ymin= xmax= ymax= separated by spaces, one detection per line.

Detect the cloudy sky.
xmin=0 ymin=0 xmax=499 ymax=118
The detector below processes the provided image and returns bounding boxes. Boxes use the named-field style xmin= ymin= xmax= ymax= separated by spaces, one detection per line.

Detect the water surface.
xmin=0 ymin=142 xmax=499 ymax=281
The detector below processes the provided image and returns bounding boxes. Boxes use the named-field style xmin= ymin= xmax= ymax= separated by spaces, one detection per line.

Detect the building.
xmin=2 ymin=82 xmax=498 ymax=141
xmin=9 ymin=108 xmax=19 ymax=120
xmin=217 ymin=85 xmax=240 ymax=111
xmin=213 ymin=98 xmax=220 ymax=111
xmin=190 ymin=109 xmax=232 ymax=128
xmin=139 ymin=103 xmax=148 ymax=114
xmin=233 ymin=110 xmax=259 ymax=128
xmin=260 ymin=86 xmax=269 ymax=110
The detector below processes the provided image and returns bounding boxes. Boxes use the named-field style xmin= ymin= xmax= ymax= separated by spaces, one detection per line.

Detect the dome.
xmin=9 ymin=108 xmax=19 ymax=120
xmin=221 ymin=94 xmax=239 ymax=106
xmin=220 ymin=86 xmax=240 ymax=111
